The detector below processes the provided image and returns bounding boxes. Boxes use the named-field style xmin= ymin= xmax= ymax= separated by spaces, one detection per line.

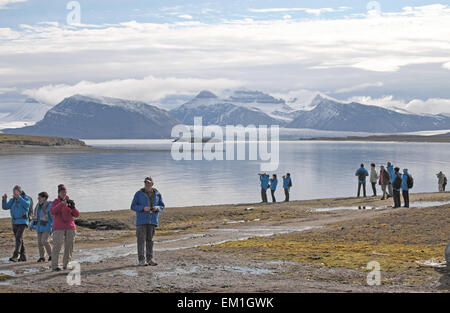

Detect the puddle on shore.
xmin=0 ymin=258 xmax=10 ymax=264
xmin=0 ymin=270 xmax=16 ymax=277
xmin=155 ymin=266 xmax=200 ymax=278
xmin=118 ymin=269 xmax=138 ymax=277
xmin=224 ymin=266 xmax=272 ymax=275
xmin=60 ymin=225 xmax=320 ymax=265
xmin=310 ymin=201 xmax=450 ymax=212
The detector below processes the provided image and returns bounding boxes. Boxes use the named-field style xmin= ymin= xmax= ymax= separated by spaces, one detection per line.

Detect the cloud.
xmin=346 ymin=95 xmax=450 ymax=115
xmin=0 ymin=0 xmax=27 ymax=9
xmin=178 ymin=14 xmax=193 ymax=20
xmin=22 ymin=75 xmax=245 ymax=106
xmin=334 ymin=82 xmax=384 ymax=94
xmin=248 ymin=7 xmax=349 ymax=16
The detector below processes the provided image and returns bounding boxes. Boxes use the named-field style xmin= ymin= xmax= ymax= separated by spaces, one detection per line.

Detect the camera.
xmin=67 ymin=199 xmax=75 ymax=209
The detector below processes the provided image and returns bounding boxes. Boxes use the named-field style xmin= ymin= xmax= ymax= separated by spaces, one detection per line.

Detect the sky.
xmin=0 ymin=0 xmax=450 ymax=114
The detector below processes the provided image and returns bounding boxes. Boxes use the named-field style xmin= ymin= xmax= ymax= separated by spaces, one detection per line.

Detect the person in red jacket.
xmin=50 ymin=184 xmax=79 ymax=271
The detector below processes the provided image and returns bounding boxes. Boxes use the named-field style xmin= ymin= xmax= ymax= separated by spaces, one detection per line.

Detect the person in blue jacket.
xmin=259 ymin=173 xmax=269 ymax=203
xmin=401 ymin=169 xmax=411 ymax=208
xmin=355 ymin=164 xmax=369 ymax=197
xmin=131 ymin=177 xmax=165 ymax=266
xmin=282 ymin=173 xmax=292 ymax=202
xmin=269 ymin=174 xmax=278 ymax=203
xmin=386 ymin=162 xmax=395 ymax=197
xmin=30 ymin=192 xmax=53 ymax=262
xmin=2 ymin=185 xmax=31 ymax=262
xmin=392 ymin=167 xmax=402 ymax=208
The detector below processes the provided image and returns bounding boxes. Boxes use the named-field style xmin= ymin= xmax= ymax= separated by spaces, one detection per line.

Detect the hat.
xmin=58 ymin=184 xmax=67 ymax=192
xmin=144 ymin=177 xmax=153 ymax=183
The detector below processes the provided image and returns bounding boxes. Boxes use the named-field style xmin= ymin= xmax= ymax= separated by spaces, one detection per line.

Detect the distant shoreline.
xmin=297 ymin=133 xmax=450 ymax=143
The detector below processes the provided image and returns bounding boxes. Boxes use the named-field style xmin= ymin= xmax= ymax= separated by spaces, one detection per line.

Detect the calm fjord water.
xmin=1 ymin=140 xmax=449 ymax=218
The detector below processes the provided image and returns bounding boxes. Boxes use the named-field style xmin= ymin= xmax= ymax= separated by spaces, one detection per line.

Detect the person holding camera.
xmin=131 ymin=177 xmax=165 ymax=266
xmin=50 ymin=184 xmax=79 ymax=271
xmin=2 ymin=185 xmax=31 ymax=262
xmin=259 ymin=173 xmax=269 ymax=203
xmin=30 ymin=192 xmax=53 ymax=262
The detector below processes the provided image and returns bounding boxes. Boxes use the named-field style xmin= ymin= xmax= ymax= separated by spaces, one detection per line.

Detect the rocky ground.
xmin=0 ymin=192 xmax=448 ymax=293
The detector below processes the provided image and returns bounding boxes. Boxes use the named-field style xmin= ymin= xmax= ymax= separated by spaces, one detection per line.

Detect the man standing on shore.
xmin=282 ymin=173 xmax=292 ymax=202
xmin=131 ymin=177 xmax=165 ymax=266
xmin=387 ymin=162 xmax=395 ymax=197
xmin=355 ymin=164 xmax=369 ymax=197
xmin=392 ymin=167 xmax=402 ymax=208
xmin=2 ymin=185 xmax=31 ymax=262
xmin=259 ymin=173 xmax=269 ymax=203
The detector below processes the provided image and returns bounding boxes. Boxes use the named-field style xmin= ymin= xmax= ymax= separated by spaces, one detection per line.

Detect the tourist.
xmin=370 ymin=163 xmax=378 ymax=197
xmin=282 ymin=173 xmax=292 ymax=202
xmin=1 ymin=185 xmax=31 ymax=262
xmin=259 ymin=173 xmax=270 ymax=203
xmin=378 ymin=165 xmax=391 ymax=200
xmin=355 ymin=164 xmax=369 ymax=197
xmin=50 ymin=184 xmax=79 ymax=271
xmin=131 ymin=177 xmax=165 ymax=266
xmin=401 ymin=169 xmax=413 ymax=208
xmin=269 ymin=174 xmax=278 ymax=203
xmin=30 ymin=192 xmax=53 ymax=262
xmin=437 ymin=171 xmax=446 ymax=192
xmin=386 ymin=162 xmax=395 ymax=197
xmin=392 ymin=167 xmax=402 ymax=208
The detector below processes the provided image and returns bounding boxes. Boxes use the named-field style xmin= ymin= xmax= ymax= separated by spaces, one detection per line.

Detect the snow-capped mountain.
xmin=286 ymin=95 xmax=450 ymax=133
xmin=3 ymin=95 xmax=180 ymax=139
xmin=171 ymin=90 xmax=292 ymax=126
xmin=0 ymin=98 xmax=52 ymax=126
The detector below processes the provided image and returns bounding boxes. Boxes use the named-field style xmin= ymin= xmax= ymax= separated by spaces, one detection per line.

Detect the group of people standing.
xmin=2 ymin=184 xmax=79 ymax=271
xmin=355 ymin=162 xmax=415 ymax=208
xmin=258 ymin=173 xmax=292 ymax=203
xmin=355 ymin=162 xmax=448 ymax=208
xmin=2 ymin=177 xmax=165 ymax=269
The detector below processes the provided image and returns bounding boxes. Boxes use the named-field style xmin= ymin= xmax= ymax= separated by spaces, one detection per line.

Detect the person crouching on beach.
xmin=2 ymin=185 xmax=31 ymax=262
xmin=50 ymin=184 xmax=79 ymax=271
xmin=131 ymin=177 xmax=165 ymax=266
xmin=30 ymin=192 xmax=53 ymax=262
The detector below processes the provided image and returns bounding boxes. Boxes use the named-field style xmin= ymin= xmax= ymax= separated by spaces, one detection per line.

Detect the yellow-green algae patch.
xmin=205 ymin=206 xmax=449 ymax=273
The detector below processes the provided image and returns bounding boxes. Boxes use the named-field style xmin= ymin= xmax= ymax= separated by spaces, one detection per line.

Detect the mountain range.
xmin=3 ymin=90 xmax=450 ymax=138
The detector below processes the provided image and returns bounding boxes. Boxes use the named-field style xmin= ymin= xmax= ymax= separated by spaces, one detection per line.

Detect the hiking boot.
xmin=18 ymin=255 xmax=27 ymax=262
xmin=48 ymin=256 xmax=52 ymax=262
xmin=37 ymin=257 xmax=46 ymax=263
xmin=9 ymin=256 xmax=18 ymax=262
xmin=52 ymin=267 xmax=62 ymax=272
xmin=147 ymin=259 xmax=158 ymax=266
xmin=138 ymin=260 xmax=148 ymax=266
xmin=380 ymin=197 xmax=385 ymax=200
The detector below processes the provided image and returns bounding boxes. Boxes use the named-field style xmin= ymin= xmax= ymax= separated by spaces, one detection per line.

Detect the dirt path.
xmin=2 ymin=204 xmax=446 ymax=293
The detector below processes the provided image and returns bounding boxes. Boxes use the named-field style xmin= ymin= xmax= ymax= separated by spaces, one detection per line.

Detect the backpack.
xmin=444 ymin=176 xmax=448 ymax=186
xmin=393 ymin=175 xmax=402 ymax=189
xmin=27 ymin=195 xmax=34 ymax=223
xmin=288 ymin=179 xmax=292 ymax=188
xmin=358 ymin=169 xmax=367 ymax=181
xmin=407 ymin=175 xmax=414 ymax=189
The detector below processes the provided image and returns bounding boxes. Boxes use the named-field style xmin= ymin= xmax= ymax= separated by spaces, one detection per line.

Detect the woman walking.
xmin=50 ymin=184 xmax=79 ymax=271
xmin=30 ymin=192 xmax=53 ymax=262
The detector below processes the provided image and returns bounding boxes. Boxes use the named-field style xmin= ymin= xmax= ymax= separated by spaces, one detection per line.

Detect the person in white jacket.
xmin=370 ymin=163 xmax=379 ymax=197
